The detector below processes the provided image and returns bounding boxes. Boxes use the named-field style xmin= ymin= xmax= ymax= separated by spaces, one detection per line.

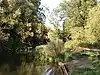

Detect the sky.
xmin=41 ymin=0 xmax=62 ymax=29
xmin=41 ymin=0 xmax=61 ymax=11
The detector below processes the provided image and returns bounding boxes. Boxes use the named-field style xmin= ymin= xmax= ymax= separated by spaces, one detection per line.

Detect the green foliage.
xmin=34 ymin=45 xmax=47 ymax=66
xmin=85 ymin=4 xmax=100 ymax=42
xmin=1 ymin=0 xmax=100 ymax=75
xmin=45 ymin=39 xmax=64 ymax=57
xmin=61 ymin=0 xmax=98 ymax=49
xmin=35 ymin=39 xmax=71 ymax=66
xmin=0 ymin=0 xmax=49 ymax=67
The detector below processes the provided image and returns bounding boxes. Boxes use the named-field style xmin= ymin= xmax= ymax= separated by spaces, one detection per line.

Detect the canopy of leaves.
xmin=0 ymin=0 xmax=49 ymax=66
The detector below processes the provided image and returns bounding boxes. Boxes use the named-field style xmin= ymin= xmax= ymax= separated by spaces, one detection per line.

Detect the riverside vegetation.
xmin=0 ymin=0 xmax=100 ymax=75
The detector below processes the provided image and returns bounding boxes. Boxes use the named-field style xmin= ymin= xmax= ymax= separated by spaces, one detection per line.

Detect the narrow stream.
xmin=41 ymin=63 xmax=69 ymax=75
xmin=41 ymin=66 xmax=55 ymax=75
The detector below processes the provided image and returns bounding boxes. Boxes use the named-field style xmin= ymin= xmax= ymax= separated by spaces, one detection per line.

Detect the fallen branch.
xmin=74 ymin=47 xmax=100 ymax=52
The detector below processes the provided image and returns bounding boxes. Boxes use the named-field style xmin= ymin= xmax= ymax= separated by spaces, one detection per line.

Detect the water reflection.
xmin=42 ymin=66 xmax=55 ymax=75
xmin=42 ymin=63 xmax=69 ymax=75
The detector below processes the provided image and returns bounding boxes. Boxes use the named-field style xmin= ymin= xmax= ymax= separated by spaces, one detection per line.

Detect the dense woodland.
xmin=0 ymin=0 xmax=100 ymax=75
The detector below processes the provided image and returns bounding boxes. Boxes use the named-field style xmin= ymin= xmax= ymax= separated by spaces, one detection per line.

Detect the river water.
xmin=41 ymin=66 xmax=55 ymax=75
xmin=41 ymin=64 xmax=69 ymax=75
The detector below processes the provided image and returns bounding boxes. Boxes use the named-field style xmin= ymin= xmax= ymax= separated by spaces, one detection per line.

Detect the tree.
xmin=63 ymin=0 xmax=97 ymax=48
xmin=48 ymin=0 xmax=69 ymax=42
xmin=0 ymin=0 xmax=48 ymax=68
xmin=48 ymin=0 xmax=97 ymax=43
xmin=66 ymin=0 xmax=97 ymax=27
xmin=85 ymin=4 xmax=100 ymax=43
